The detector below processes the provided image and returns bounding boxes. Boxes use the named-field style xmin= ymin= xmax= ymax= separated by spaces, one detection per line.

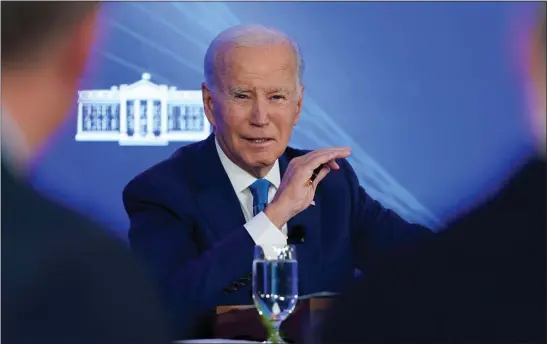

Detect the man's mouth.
xmin=243 ymin=137 xmax=274 ymax=144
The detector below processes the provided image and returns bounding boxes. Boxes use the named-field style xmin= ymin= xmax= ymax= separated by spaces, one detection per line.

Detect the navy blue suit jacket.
xmin=123 ymin=134 xmax=432 ymax=338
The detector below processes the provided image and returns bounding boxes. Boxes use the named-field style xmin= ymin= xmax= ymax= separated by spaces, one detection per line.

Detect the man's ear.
xmin=293 ymin=85 xmax=305 ymax=126
xmin=202 ymin=82 xmax=216 ymax=127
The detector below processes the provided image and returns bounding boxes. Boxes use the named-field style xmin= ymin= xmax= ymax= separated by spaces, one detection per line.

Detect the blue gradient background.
xmin=30 ymin=1 xmax=539 ymax=239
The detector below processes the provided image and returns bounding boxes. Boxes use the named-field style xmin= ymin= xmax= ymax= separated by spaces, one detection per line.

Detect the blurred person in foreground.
xmin=1 ymin=2 xmax=169 ymax=343
xmin=320 ymin=5 xmax=546 ymax=343
xmin=122 ymin=24 xmax=433 ymax=339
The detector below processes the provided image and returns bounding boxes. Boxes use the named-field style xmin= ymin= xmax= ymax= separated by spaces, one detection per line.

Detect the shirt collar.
xmin=215 ymin=137 xmax=280 ymax=194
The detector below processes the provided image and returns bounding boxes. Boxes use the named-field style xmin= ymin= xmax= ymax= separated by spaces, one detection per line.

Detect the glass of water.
xmin=252 ymin=244 xmax=298 ymax=344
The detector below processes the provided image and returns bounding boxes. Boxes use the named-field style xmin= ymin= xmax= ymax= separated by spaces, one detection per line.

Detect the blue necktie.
xmin=249 ymin=179 xmax=270 ymax=216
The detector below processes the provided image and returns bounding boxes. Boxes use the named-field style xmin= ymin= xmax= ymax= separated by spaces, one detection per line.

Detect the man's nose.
xmin=249 ymin=98 xmax=269 ymax=126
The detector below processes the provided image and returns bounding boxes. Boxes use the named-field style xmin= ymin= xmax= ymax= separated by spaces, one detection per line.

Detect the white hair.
xmin=203 ymin=24 xmax=304 ymax=93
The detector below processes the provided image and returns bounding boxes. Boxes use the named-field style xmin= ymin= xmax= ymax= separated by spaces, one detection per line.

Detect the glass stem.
xmin=268 ymin=320 xmax=283 ymax=344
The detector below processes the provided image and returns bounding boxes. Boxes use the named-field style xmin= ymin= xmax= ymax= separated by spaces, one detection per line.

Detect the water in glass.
xmin=252 ymin=245 xmax=298 ymax=343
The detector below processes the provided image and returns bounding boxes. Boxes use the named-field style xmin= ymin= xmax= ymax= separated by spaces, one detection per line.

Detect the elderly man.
xmin=123 ymin=24 xmax=433 ymax=338
xmin=321 ymin=5 xmax=546 ymax=343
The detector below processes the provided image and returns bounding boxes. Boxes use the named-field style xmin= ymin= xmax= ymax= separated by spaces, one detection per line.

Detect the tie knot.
xmin=249 ymin=178 xmax=270 ymax=201
xmin=249 ymin=179 xmax=270 ymax=216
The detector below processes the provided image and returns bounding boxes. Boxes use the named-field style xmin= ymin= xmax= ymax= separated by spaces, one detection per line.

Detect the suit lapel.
xmin=187 ymin=135 xmax=246 ymax=244
xmin=279 ymin=152 xmax=323 ymax=294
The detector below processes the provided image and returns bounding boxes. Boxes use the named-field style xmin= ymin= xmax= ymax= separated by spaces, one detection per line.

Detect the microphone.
xmin=288 ymin=225 xmax=306 ymax=244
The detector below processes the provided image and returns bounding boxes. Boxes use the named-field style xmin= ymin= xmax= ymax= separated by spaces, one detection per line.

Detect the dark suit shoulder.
xmin=284 ymin=145 xmax=311 ymax=159
xmin=124 ymin=141 xmax=202 ymax=193
xmin=3 ymin=170 xmax=114 ymax=249
xmin=2 ymin=168 xmax=149 ymax=285
xmin=390 ymin=159 xmax=544 ymax=271
xmin=2 ymin=167 xmax=169 ymax=343
xmin=437 ymin=158 xmax=545 ymax=250
xmin=170 ymin=138 xmax=208 ymax=159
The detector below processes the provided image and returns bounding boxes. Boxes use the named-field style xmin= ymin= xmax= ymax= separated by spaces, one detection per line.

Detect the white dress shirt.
xmin=215 ymin=138 xmax=288 ymax=246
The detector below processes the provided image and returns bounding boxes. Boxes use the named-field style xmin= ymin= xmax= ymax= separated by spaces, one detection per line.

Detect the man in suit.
xmin=320 ymin=6 xmax=546 ymax=343
xmin=1 ymin=2 xmax=169 ymax=343
xmin=123 ymin=24 xmax=433 ymax=339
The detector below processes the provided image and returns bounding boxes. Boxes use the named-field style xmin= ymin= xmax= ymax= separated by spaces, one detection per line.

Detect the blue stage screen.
xmin=30 ymin=1 xmax=540 ymax=239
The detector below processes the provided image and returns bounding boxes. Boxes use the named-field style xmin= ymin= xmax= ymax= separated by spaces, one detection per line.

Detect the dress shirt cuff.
xmin=244 ymin=211 xmax=287 ymax=246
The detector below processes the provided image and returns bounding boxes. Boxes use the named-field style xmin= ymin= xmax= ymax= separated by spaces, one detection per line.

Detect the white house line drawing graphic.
xmin=75 ymin=73 xmax=210 ymax=146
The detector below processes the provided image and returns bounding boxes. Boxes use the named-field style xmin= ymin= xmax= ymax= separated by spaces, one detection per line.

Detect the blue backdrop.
xmin=30 ymin=1 xmax=539 ymax=239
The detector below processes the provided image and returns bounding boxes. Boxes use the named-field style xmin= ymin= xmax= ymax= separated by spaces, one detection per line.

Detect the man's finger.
xmin=312 ymin=165 xmax=331 ymax=187
xmin=326 ymin=159 xmax=340 ymax=170
xmin=308 ymin=148 xmax=350 ymax=163
xmin=303 ymin=147 xmax=350 ymax=162
xmin=309 ymin=160 xmax=338 ymax=181
xmin=306 ymin=149 xmax=350 ymax=170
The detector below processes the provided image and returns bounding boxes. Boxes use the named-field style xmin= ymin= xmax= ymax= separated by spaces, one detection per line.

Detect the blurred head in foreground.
xmin=1 ymin=2 xmax=100 ymax=167
xmin=527 ymin=4 xmax=546 ymax=156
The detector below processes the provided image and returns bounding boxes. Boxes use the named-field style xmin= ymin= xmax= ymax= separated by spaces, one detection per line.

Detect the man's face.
xmin=202 ymin=42 xmax=303 ymax=176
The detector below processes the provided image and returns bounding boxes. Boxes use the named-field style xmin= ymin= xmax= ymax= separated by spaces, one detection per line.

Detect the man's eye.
xmin=234 ymin=94 xmax=248 ymax=99
xmin=271 ymin=95 xmax=286 ymax=100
